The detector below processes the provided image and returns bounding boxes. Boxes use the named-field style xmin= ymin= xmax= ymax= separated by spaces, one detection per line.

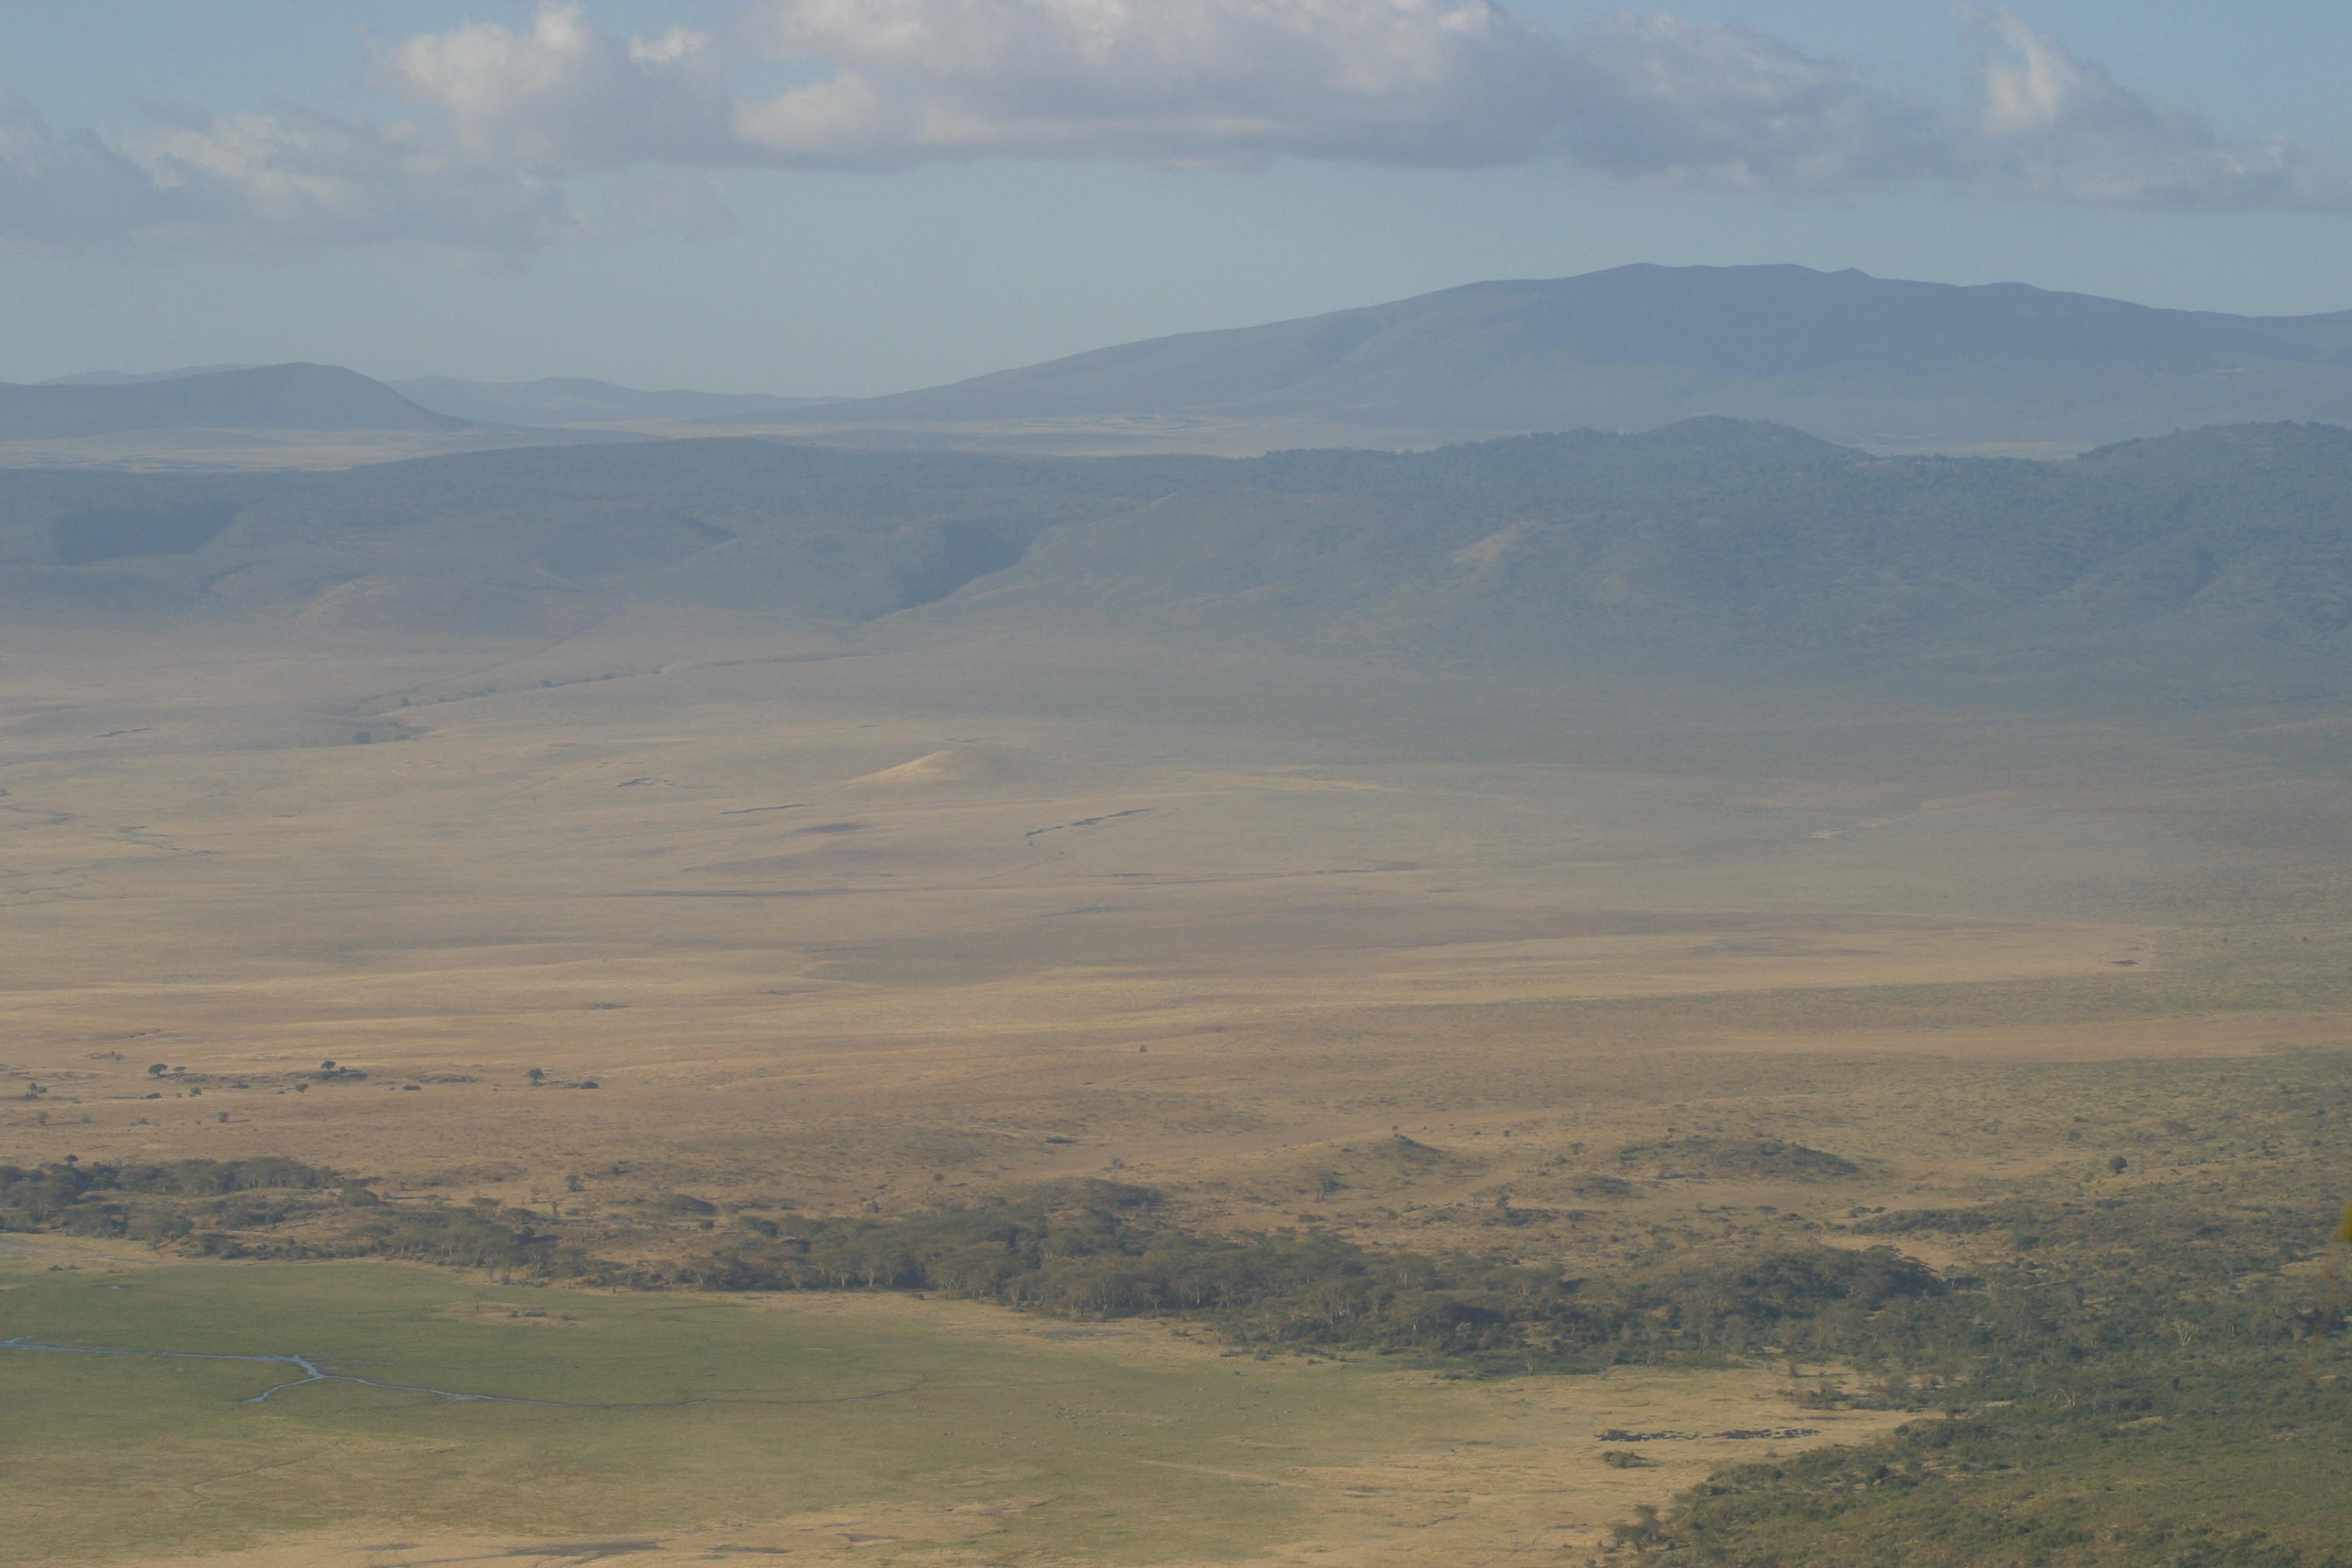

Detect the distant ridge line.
xmin=746 ymin=263 xmax=2352 ymax=450
xmin=0 ymin=363 xmax=467 ymax=439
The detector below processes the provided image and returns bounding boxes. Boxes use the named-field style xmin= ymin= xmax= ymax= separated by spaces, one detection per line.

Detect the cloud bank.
xmin=2 ymin=2 xmax=2346 ymax=251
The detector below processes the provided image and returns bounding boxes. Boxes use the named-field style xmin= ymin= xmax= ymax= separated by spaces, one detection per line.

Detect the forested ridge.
xmin=1 ymin=420 xmax=2350 ymax=700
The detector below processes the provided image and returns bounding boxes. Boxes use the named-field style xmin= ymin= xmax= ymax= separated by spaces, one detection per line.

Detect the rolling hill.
xmin=758 ymin=264 xmax=2352 ymax=451
xmin=0 ymin=419 xmax=2347 ymax=704
xmin=0 ymin=363 xmax=468 ymax=439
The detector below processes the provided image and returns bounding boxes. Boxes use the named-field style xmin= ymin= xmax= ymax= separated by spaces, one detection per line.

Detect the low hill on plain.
xmin=756 ymin=264 xmax=2352 ymax=451
xmin=0 ymin=363 xmax=468 ymax=439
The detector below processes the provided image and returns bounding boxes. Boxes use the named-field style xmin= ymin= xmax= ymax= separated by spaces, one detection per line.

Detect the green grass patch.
xmin=0 ymin=1257 xmax=1456 ymax=1566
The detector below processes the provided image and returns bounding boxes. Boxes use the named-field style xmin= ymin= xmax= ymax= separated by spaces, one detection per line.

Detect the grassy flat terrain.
xmin=0 ymin=1248 xmax=1903 ymax=1567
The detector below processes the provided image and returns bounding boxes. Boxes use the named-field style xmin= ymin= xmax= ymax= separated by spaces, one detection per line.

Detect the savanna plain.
xmin=3 ymin=436 xmax=2351 ymax=1567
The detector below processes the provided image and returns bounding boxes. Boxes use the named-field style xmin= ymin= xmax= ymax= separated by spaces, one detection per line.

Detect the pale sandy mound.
xmin=835 ymin=748 xmax=1032 ymax=792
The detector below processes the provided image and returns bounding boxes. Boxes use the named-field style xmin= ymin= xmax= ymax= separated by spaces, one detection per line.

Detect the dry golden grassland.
xmin=2 ymin=609 xmax=2348 ymax=1563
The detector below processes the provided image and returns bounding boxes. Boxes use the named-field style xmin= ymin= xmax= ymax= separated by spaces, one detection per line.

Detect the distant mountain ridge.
xmin=761 ymin=264 xmax=2352 ymax=450
xmin=0 ymin=364 xmax=466 ymax=439
xmin=40 ymin=266 xmax=2352 ymax=454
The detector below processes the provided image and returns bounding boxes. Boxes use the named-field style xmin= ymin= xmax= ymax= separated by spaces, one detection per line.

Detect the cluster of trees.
xmin=0 ymin=1157 xmax=343 ymax=1240
xmin=0 ymin=1156 xmax=590 ymax=1266
xmin=4 ymin=1158 xmax=1955 ymax=1370
xmin=1623 ymin=1168 xmax=2352 ymax=1564
xmin=321 ymin=1195 xmax=577 ymax=1269
xmin=609 ymin=1180 xmax=1944 ymax=1368
xmin=1628 ymin=1315 xmax=2350 ymax=1567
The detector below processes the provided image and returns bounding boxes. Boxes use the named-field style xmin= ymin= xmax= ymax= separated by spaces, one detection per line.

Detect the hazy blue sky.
xmin=4 ymin=2 xmax=2350 ymax=394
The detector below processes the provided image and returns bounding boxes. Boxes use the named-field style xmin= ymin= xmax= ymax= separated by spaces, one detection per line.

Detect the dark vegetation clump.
xmin=1622 ymin=1102 xmax=2352 ymax=1566
xmin=0 ymin=1157 xmax=1935 ymax=1369
xmin=328 ymin=1204 xmax=572 ymax=1269
xmin=1642 ymin=1374 xmax=2352 ymax=1568
xmin=0 ymin=1157 xmax=341 ymax=1242
xmin=0 ymin=1156 xmax=567 ymax=1266
xmin=604 ymin=1178 xmax=1941 ymax=1368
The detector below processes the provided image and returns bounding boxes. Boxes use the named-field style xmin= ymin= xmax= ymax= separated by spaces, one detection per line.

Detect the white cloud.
xmin=0 ymin=2 xmax=2345 ymax=252
xmin=0 ymin=93 xmax=173 ymax=243
xmin=0 ymin=89 xmax=580 ymax=252
xmin=127 ymin=106 xmax=585 ymax=250
xmin=1554 ymin=13 xmax=1958 ymax=192
xmin=375 ymin=2 xmax=2352 ymax=204
xmin=1957 ymin=4 xmax=2352 ymax=212
xmin=373 ymin=5 xmax=736 ymax=167
xmin=724 ymin=0 xmax=1568 ymax=168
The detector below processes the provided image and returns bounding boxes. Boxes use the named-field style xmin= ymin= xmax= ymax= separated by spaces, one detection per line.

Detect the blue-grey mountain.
xmin=0 ymin=364 xmax=466 ymax=439
xmin=761 ymin=264 xmax=2352 ymax=450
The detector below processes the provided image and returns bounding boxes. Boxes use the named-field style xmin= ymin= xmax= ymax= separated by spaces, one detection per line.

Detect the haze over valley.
xmin=5 ymin=5 xmax=2352 ymax=1567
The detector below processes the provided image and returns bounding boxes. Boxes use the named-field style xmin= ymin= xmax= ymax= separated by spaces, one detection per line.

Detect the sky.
xmin=3 ymin=2 xmax=2351 ymax=396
